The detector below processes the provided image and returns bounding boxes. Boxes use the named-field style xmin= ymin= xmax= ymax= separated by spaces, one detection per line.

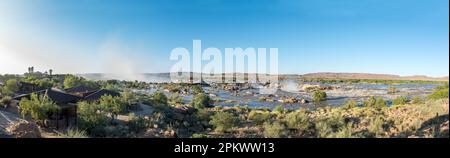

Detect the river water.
xmin=135 ymin=82 xmax=442 ymax=110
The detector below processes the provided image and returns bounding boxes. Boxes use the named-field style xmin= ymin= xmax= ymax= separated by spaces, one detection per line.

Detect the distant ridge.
xmin=300 ymin=72 xmax=449 ymax=81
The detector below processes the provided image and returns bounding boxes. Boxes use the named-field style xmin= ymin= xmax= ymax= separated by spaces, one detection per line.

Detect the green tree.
xmin=19 ymin=93 xmax=59 ymax=123
xmin=209 ymin=112 xmax=239 ymax=133
xmin=35 ymin=78 xmax=55 ymax=89
xmin=121 ymin=89 xmax=136 ymax=108
xmin=99 ymin=95 xmax=126 ymax=121
xmin=77 ymin=101 xmax=109 ymax=132
xmin=63 ymin=75 xmax=84 ymax=89
xmin=191 ymin=93 xmax=211 ymax=109
xmin=312 ymin=91 xmax=327 ymax=103
xmin=3 ymin=79 xmax=19 ymax=95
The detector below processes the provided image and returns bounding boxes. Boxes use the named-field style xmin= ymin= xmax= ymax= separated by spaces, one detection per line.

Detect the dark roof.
xmin=14 ymin=88 xmax=81 ymax=105
xmin=64 ymin=85 xmax=97 ymax=94
xmin=18 ymin=81 xmax=37 ymax=87
xmin=84 ymin=89 xmax=120 ymax=102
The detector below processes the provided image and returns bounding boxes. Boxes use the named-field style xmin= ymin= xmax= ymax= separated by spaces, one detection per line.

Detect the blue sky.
xmin=0 ymin=0 xmax=448 ymax=77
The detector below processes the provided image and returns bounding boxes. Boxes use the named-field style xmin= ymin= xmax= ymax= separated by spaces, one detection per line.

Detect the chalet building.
xmin=17 ymin=81 xmax=42 ymax=94
xmin=13 ymin=88 xmax=81 ymax=128
xmin=64 ymin=86 xmax=120 ymax=101
xmin=11 ymin=87 xmax=121 ymax=129
xmin=64 ymin=85 xmax=98 ymax=97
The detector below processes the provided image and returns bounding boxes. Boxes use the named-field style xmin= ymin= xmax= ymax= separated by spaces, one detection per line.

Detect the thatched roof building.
xmin=84 ymin=89 xmax=120 ymax=102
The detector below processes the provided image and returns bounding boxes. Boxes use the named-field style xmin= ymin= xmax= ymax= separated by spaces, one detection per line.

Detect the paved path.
xmin=0 ymin=110 xmax=21 ymax=138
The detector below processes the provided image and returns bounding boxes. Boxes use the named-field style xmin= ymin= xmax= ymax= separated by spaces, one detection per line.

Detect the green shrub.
xmin=364 ymin=96 xmax=376 ymax=107
xmin=285 ymin=111 xmax=311 ymax=131
xmin=59 ymin=128 xmax=89 ymax=138
xmin=428 ymin=85 xmax=449 ymax=101
xmin=263 ymin=121 xmax=287 ymax=138
xmin=312 ymin=91 xmax=327 ymax=103
xmin=326 ymin=113 xmax=346 ymax=130
xmin=152 ymin=92 xmax=168 ymax=106
xmin=342 ymin=99 xmax=358 ymax=109
xmin=168 ymin=94 xmax=183 ymax=105
xmin=0 ymin=96 xmax=12 ymax=106
xmin=99 ymin=95 xmax=127 ymax=118
xmin=77 ymin=101 xmax=109 ymax=132
xmin=102 ymin=125 xmax=130 ymax=138
xmin=411 ymin=96 xmax=424 ymax=104
xmin=375 ymin=97 xmax=387 ymax=108
xmin=364 ymin=97 xmax=387 ymax=108
xmin=315 ymin=113 xmax=346 ymax=138
xmin=209 ymin=112 xmax=239 ymax=133
xmin=315 ymin=121 xmax=332 ymax=138
xmin=192 ymin=85 xmax=204 ymax=94
xmin=328 ymin=123 xmax=355 ymax=138
xmin=273 ymin=105 xmax=284 ymax=113
xmin=191 ymin=93 xmax=211 ymax=109
xmin=191 ymin=133 xmax=211 ymax=138
xmin=121 ymin=90 xmax=137 ymax=107
xmin=248 ymin=110 xmax=272 ymax=125
xmin=367 ymin=116 xmax=385 ymax=137
xmin=195 ymin=108 xmax=211 ymax=122
xmin=128 ymin=113 xmax=148 ymax=133
xmin=392 ymin=96 xmax=409 ymax=105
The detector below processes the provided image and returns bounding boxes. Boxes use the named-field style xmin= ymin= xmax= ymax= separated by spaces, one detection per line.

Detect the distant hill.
xmin=78 ymin=72 xmax=449 ymax=82
xmin=300 ymin=72 xmax=449 ymax=81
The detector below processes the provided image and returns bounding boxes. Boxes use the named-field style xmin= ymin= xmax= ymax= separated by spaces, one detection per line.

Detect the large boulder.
xmin=6 ymin=120 xmax=41 ymax=138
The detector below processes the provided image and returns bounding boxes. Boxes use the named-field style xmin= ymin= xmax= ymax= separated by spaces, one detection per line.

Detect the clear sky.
xmin=0 ymin=0 xmax=448 ymax=77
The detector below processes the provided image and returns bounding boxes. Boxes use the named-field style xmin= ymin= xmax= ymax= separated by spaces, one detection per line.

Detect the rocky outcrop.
xmin=6 ymin=120 xmax=41 ymax=138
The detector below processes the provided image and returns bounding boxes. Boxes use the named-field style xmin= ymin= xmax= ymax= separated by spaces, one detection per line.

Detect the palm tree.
xmin=49 ymin=69 xmax=53 ymax=76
